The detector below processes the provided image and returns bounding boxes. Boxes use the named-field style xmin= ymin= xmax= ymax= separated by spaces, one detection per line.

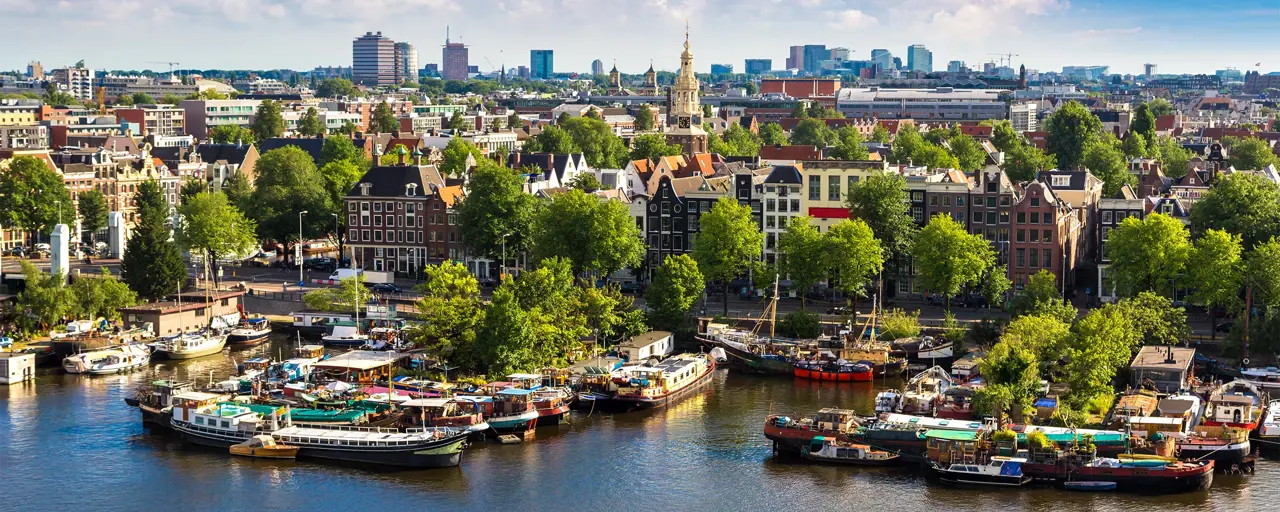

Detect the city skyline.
xmin=3 ymin=0 xmax=1279 ymax=75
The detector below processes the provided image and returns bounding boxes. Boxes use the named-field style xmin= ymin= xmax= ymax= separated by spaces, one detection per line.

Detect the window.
xmin=765 ymin=233 xmax=776 ymax=249
xmin=361 ymin=229 xmax=370 ymax=241
xmin=912 ymin=191 xmax=924 ymax=202
xmin=809 ymin=176 xmax=820 ymax=200
xmin=374 ymin=230 xmax=383 ymax=242
xmin=1102 ymin=211 xmax=1113 ymax=223
xmin=1043 ymin=248 xmax=1053 ymax=268
xmin=999 ymin=212 xmax=1009 ymax=224
xmin=406 ymin=216 xmax=414 ymax=227
xmin=1029 ymin=248 xmax=1039 ymax=268
xmin=1016 ymin=248 xmax=1026 ymax=267
xmin=661 ymin=202 xmax=670 ymax=214
xmin=1044 ymin=213 xmax=1053 ymax=225
xmin=766 ymin=216 xmax=775 ymax=229
xmin=943 ymin=196 xmax=951 ymax=206
xmin=407 ymin=203 xmax=416 ymax=214
xmin=349 ymin=214 xmax=357 ymax=226
xmin=828 ymin=175 xmax=841 ymax=201
xmin=1030 ymin=197 xmax=1040 ymax=207
xmin=986 ymin=182 xmax=997 ymax=193
xmin=899 ymin=281 xmax=911 ymax=293
xmin=1102 ymin=227 xmax=1111 ymax=241
xmin=448 ymin=214 xmax=457 ymax=225
xmin=1030 ymin=212 xmax=1040 ymax=224
xmin=848 ymin=176 xmax=859 ymax=193
xmin=929 ymin=195 xmax=938 ymax=206
xmin=384 ymin=201 xmax=394 ymax=211
xmin=374 ymin=202 xmax=382 ymax=212
xmin=912 ymin=206 xmax=924 ymax=223
xmin=1030 ymin=230 xmax=1040 ymax=242
xmin=956 ymin=196 xmax=965 ymax=206
xmin=986 ymin=212 xmax=997 ymax=225
xmin=1051 ymin=175 xmax=1070 ymax=187
xmin=972 ymin=211 xmax=983 ymax=223
xmin=374 ymin=215 xmax=383 ymax=227
xmin=661 ymin=217 xmax=672 ymax=231
xmin=985 ymin=196 xmax=996 ymax=208
xmin=375 ymin=247 xmax=384 ymax=257
xmin=689 ymin=202 xmax=698 ymax=213
xmin=791 ymin=199 xmax=800 ymax=212
xmin=766 ymin=199 xmax=775 ymax=212
xmin=348 ymin=202 xmax=357 ymax=212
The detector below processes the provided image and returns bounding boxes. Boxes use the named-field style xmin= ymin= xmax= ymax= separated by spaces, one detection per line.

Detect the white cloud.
xmin=829 ymin=9 xmax=878 ymax=29
xmin=1072 ymin=26 xmax=1143 ymax=37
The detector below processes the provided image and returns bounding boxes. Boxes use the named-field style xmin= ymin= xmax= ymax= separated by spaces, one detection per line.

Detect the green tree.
xmin=692 ymin=198 xmax=764 ymax=317
xmin=406 ymin=261 xmax=483 ymax=369
xmin=320 ymin=136 xmax=365 ymax=167
xmin=249 ymin=99 xmax=285 ymax=142
xmin=506 ymin=257 xmax=590 ymax=369
xmin=378 ymin=144 xmax=411 ymax=167
xmin=448 ymin=111 xmax=469 ymax=131
xmin=711 ymin=123 xmax=763 ymax=157
xmin=825 ymin=219 xmax=884 ymax=302
xmin=990 ymin=120 xmax=1022 ymax=153
xmin=42 ymin=85 xmax=76 ymax=106
xmin=338 ymin=120 xmax=358 ymax=135
xmin=790 ymin=118 xmax=833 ymax=147
xmin=912 ymin=214 xmax=995 ymax=308
xmin=1010 ymin=269 xmax=1076 ymax=324
xmin=560 ymin=117 xmax=629 ymax=168
xmin=634 ymin=105 xmax=654 ymax=131
xmin=869 ymin=124 xmax=892 ymax=144
xmin=976 ymin=336 xmax=1041 ymax=420
xmin=175 ymin=192 xmax=258 ymax=273
xmin=586 ymin=106 xmax=602 ymax=120
xmin=1247 ymin=238 xmax=1280 ymax=308
xmin=946 ymin=133 xmax=987 ymax=172
xmin=316 ymin=78 xmax=358 ymax=98
xmin=777 ymin=216 xmax=827 ymax=309
xmin=566 ymin=173 xmax=602 ymax=192
xmin=629 ymin=133 xmax=682 ymax=162
xmin=222 ymin=171 xmax=253 ymax=210
xmin=1147 ymin=98 xmax=1174 ymax=117
xmin=507 ymin=111 xmax=522 ymax=131
xmin=1153 ymin=136 xmax=1193 ymax=179
xmin=889 ymin=126 xmax=923 ymax=164
xmin=760 ymin=123 xmax=788 ymax=146
xmin=523 ymin=125 xmax=581 ymax=155
xmin=1104 ymin=213 xmax=1191 ymax=296
xmin=440 ymin=137 xmax=484 ymax=177
xmin=1113 ymin=292 xmax=1189 ymax=346
xmin=827 ymin=125 xmax=870 ymax=160
xmin=456 ymin=161 xmax=537 ymax=261
xmin=76 ymin=189 xmax=108 ymax=241
xmin=1188 ymin=229 xmax=1244 ymax=336
xmin=372 ymin=101 xmax=399 ymax=134
xmin=531 ymin=189 xmax=643 ymax=277
xmin=848 ymin=172 xmax=916 ymax=263
xmin=1045 ymin=100 xmax=1103 ymax=170
xmin=303 ymin=275 xmax=373 ymax=312
xmin=645 ymin=254 xmax=706 ymax=331
xmin=70 ymin=268 xmax=138 ymax=321
xmin=879 ymin=308 xmax=921 ymax=340
xmin=113 ymin=94 xmax=134 ymax=107
xmin=209 ymin=124 xmax=255 ymax=145
xmin=1130 ymin=103 xmax=1157 ymax=143
xmin=1065 ymin=307 xmax=1140 ymax=407
xmin=1083 ymin=141 xmax=1135 ymax=196
xmin=130 ymin=92 xmax=155 ymax=105
xmin=158 ymin=94 xmax=183 ymax=105
xmin=1228 ymin=137 xmax=1280 ymax=171
xmin=980 ymin=265 xmax=1012 ymax=309
xmin=1002 ymin=143 xmax=1057 ymax=182
xmin=296 ymin=107 xmax=325 ymax=137
xmin=0 ymin=156 xmax=72 ymax=235
xmin=246 ymin=146 xmax=331 ymax=243
xmin=1190 ymin=173 xmax=1280 ymax=250
xmin=120 ymin=180 xmax=185 ymax=300
xmin=1120 ymin=132 xmax=1148 ymax=159
xmin=475 ymin=285 xmax=538 ymax=376
xmin=14 ymin=261 xmax=74 ymax=334
xmin=1003 ymin=314 xmax=1073 ymax=371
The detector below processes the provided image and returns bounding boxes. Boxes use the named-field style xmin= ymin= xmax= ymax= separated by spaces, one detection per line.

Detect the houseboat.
xmin=227 ymin=316 xmax=271 ymax=347
xmin=800 ymin=436 xmax=899 ymax=465
xmin=875 ymin=390 xmax=902 ymax=414
xmin=837 ymin=341 xmax=907 ymax=376
xmin=1202 ymin=380 xmax=1265 ymax=430
xmin=124 ymin=381 xmax=201 ymax=430
xmin=1175 ymin=427 xmax=1251 ymax=465
xmin=1022 ymin=450 xmax=1214 ymax=493
xmin=398 ymin=398 xmax=490 ymax=440
xmin=935 ymin=387 xmax=976 ymax=421
xmin=320 ymin=324 xmax=370 ymax=347
xmin=793 ymin=359 xmax=872 ymax=382
xmin=933 ymin=456 xmax=1032 ymax=487
xmin=62 ymin=344 xmax=151 ymax=374
xmin=532 ymin=389 xmax=572 ymax=425
xmin=890 ymin=336 xmax=953 ymax=365
xmin=699 ymin=331 xmax=799 ymax=375
xmin=901 ymin=366 xmax=952 ymax=415
xmin=272 ymin=424 xmax=469 ymax=468
xmin=484 ymin=389 xmax=540 ymax=437
xmin=764 ymin=408 xmax=862 ymax=455
xmin=950 ymin=352 xmax=983 ymax=383
xmin=1255 ymin=400 xmax=1280 ymax=449
xmin=613 ymin=353 xmax=715 ymax=411
xmin=290 ymin=311 xmax=353 ymax=338
xmin=1240 ymin=367 xmax=1280 ymax=392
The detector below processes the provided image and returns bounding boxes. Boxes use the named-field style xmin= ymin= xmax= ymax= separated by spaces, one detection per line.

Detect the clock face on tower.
xmin=678 ymin=116 xmax=690 ymax=128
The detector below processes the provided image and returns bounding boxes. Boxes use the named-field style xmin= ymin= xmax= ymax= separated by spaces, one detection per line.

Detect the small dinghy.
xmin=1064 ymin=481 xmax=1117 ymax=492
xmin=497 ymin=434 xmax=523 ymax=444
xmin=230 ymin=435 xmax=299 ymax=459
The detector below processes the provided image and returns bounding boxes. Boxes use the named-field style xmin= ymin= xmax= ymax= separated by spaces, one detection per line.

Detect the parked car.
xmin=619 ymin=281 xmax=646 ymax=294
xmin=369 ymin=283 xmax=402 ymax=294
xmin=1215 ymin=321 xmax=1235 ymax=333
xmin=5 ymin=247 xmax=24 ymax=257
xmin=34 ymin=243 xmax=50 ymax=252
xmin=826 ymin=306 xmax=855 ymax=316
xmin=477 ymin=277 xmax=497 ymax=288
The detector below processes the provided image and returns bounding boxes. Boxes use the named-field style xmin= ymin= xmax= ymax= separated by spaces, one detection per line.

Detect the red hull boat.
xmin=794 ymin=362 xmax=872 ymax=382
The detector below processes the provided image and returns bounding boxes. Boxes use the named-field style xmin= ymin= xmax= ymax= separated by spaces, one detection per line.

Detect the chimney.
xmin=412 ymin=147 xmax=423 ymax=166
xmin=397 ymin=145 xmax=407 ymax=166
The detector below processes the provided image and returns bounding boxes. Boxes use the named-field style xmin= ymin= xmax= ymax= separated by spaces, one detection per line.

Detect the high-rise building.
xmin=744 ymin=59 xmax=771 ymax=75
xmin=441 ymin=28 xmax=469 ymax=81
xmin=786 ymin=46 xmax=804 ymax=70
xmin=51 ymin=65 xmax=94 ymax=100
xmin=802 ymin=45 xmax=828 ymax=73
xmin=906 ymin=44 xmax=932 ymax=73
xmin=829 ymin=48 xmax=850 ymax=62
xmin=1144 ymin=63 xmax=1157 ymax=78
xmin=353 ymin=31 xmax=397 ymax=86
xmin=424 ymin=64 xmax=439 ymax=77
xmin=517 ymin=66 xmax=530 ymax=79
xmin=947 ymin=60 xmax=967 ymax=73
xmin=26 ymin=61 xmax=43 ymax=80
xmin=591 ymin=59 xmax=604 ymax=76
xmin=870 ymin=49 xmax=893 ymax=71
xmin=530 ymin=50 xmax=554 ymax=80
xmin=893 ymin=57 xmax=903 ymax=70
xmin=710 ymin=63 xmax=733 ymax=75
xmin=394 ymin=42 xmax=418 ymax=84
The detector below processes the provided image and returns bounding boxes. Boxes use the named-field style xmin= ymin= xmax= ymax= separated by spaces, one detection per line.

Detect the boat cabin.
xmin=925 ymin=429 xmax=983 ymax=464
xmin=507 ymin=373 xmax=544 ymax=390
xmin=1210 ymin=394 xmax=1257 ymax=425
xmin=313 ymin=350 xmax=405 ymax=382
xmin=1126 ymin=416 xmax=1185 ymax=437
xmin=812 ymin=408 xmax=860 ymax=431
xmin=492 ymin=388 xmax=536 ymax=415
xmin=296 ymin=344 xmax=326 ymax=359
xmin=950 ymin=353 xmax=983 ymax=382
xmin=1129 ymin=346 xmax=1195 ymax=393
xmin=119 ymin=291 xmax=245 ymax=336
xmin=401 ymin=398 xmax=484 ymax=428
xmin=0 ymin=353 xmax=35 ymax=384
xmin=618 ymin=330 xmax=674 ymax=361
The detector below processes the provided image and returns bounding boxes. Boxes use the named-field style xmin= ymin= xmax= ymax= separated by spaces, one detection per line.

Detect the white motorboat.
xmin=153 ymin=331 xmax=228 ymax=360
xmin=63 ymin=344 xmax=151 ymax=374
xmin=901 ymin=366 xmax=953 ymax=415
xmin=227 ymin=317 xmax=271 ymax=346
xmin=875 ymin=389 xmax=903 ymax=414
xmin=321 ymin=325 xmax=369 ymax=347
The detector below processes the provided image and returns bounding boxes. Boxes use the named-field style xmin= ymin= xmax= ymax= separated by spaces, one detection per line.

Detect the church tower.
xmin=608 ymin=61 xmax=621 ymax=94
xmin=643 ymin=61 xmax=658 ymax=95
xmin=664 ymin=25 xmax=707 ymax=155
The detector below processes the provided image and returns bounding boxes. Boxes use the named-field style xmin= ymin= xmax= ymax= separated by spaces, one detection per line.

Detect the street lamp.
xmin=298 ymin=210 xmax=308 ymax=286
xmin=500 ymin=233 xmax=509 ymax=282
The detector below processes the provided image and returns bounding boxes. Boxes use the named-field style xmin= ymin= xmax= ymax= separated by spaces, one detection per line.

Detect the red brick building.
xmin=760 ymin=78 xmax=841 ymax=99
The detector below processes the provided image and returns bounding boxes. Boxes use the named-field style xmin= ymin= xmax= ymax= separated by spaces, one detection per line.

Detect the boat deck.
xmin=274 ymin=425 xmax=454 ymax=444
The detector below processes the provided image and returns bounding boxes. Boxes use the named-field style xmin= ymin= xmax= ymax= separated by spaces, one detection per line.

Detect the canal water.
xmin=1 ymin=336 xmax=1275 ymax=512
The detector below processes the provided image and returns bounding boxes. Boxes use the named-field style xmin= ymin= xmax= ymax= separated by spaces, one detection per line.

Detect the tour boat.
xmin=613 ymin=353 xmax=715 ymax=411
xmin=1021 ymin=452 xmax=1214 ymax=493
xmin=793 ymin=359 xmax=873 ymax=382
xmin=152 ymin=331 xmax=228 ymax=360
xmin=901 ymin=366 xmax=953 ymax=415
xmin=227 ymin=317 xmax=271 ymax=347
xmin=1201 ymin=379 xmax=1264 ymax=430
xmin=229 ymin=435 xmax=298 ymax=459
xmin=800 ymin=436 xmax=899 ymax=465
xmin=875 ymin=390 xmax=903 ymax=414
xmin=63 ymin=343 xmax=151 ymax=374
xmin=320 ymin=325 xmax=370 ymax=347
xmin=932 ymin=456 xmax=1031 ymax=487
xmin=1255 ymin=400 xmax=1280 ymax=449
xmin=764 ymin=408 xmax=863 ymax=455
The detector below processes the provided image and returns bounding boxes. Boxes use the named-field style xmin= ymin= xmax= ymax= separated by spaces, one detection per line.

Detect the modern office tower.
xmin=530 ymin=50 xmax=554 ymax=79
xmin=906 ymin=44 xmax=932 ymax=73
xmin=353 ymin=32 xmax=396 ymax=85
xmin=442 ymin=27 xmax=469 ymax=81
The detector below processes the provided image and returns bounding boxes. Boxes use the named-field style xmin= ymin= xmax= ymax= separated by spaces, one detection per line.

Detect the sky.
xmin=2 ymin=0 xmax=1278 ymax=76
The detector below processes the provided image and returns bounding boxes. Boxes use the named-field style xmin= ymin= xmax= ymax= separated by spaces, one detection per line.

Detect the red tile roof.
xmin=760 ymin=145 xmax=821 ymax=161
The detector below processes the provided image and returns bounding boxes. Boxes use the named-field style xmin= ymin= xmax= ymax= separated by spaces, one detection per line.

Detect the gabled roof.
xmin=347 ymin=164 xmax=444 ymax=197
xmin=760 ymin=144 xmax=821 ymax=161
xmin=195 ymin=143 xmax=254 ymax=166
xmin=436 ymin=185 xmax=464 ymax=207
xmin=258 ymin=137 xmax=325 ymax=165
xmin=1036 ymin=169 xmax=1100 ymax=191
xmin=764 ymin=164 xmax=803 ymax=184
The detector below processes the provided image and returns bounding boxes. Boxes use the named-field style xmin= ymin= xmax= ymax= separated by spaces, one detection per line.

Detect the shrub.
xmin=1026 ymin=430 xmax=1052 ymax=450
xmin=777 ymin=310 xmax=822 ymax=338
xmin=992 ymin=428 xmax=1018 ymax=443
xmin=880 ymin=308 xmax=921 ymax=340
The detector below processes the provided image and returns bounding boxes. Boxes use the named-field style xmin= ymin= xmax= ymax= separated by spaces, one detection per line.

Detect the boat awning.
xmin=402 ymin=398 xmax=452 ymax=407
xmin=507 ymin=373 xmax=542 ymax=380
xmin=173 ymin=391 xmax=222 ymax=402
xmin=923 ymin=429 xmax=980 ymax=441
xmin=497 ymin=388 xmax=534 ymax=396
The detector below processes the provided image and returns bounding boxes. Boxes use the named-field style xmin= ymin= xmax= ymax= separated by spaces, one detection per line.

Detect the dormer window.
xmin=1051 ymin=175 xmax=1070 ymax=187
xmin=406 ymin=183 xmax=418 ymax=197
xmin=359 ymin=183 xmax=372 ymax=196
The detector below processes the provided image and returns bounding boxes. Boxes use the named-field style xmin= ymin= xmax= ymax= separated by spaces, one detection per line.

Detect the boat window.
xmin=195 ymin=417 xmax=204 ymax=425
xmin=221 ymin=421 xmax=230 ymax=428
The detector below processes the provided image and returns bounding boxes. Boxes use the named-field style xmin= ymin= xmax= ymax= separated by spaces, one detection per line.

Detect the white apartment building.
xmin=179 ymin=99 xmax=263 ymax=137
xmin=1010 ymin=102 xmax=1038 ymax=133
xmin=760 ymin=165 xmax=804 ymax=266
xmin=836 ymin=87 xmax=1009 ymax=121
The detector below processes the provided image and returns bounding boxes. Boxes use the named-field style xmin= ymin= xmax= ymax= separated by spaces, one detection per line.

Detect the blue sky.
xmin=2 ymin=0 xmax=1276 ymax=76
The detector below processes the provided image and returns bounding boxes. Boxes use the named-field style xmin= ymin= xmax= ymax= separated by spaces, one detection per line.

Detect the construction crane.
xmin=987 ymin=53 xmax=1019 ymax=68
xmin=147 ymin=61 xmax=181 ymax=81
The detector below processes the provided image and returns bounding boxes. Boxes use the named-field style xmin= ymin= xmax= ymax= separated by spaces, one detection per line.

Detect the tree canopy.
xmin=692 ymin=197 xmax=764 ymax=317
xmin=456 ymin=161 xmax=537 ymax=260
xmin=0 ymin=156 xmax=72 ymax=235
xmin=440 ymin=137 xmax=484 ymax=177
xmin=777 ymin=216 xmax=827 ymax=309
xmin=629 ymin=133 xmax=682 ymax=162
xmin=249 ymin=99 xmax=285 ymax=142
xmin=1229 ymin=137 xmax=1280 ymax=171
xmin=209 ymin=124 xmax=255 ymax=145
xmin=1104 ymin=212 xmax=1190 ymax=297
xmin=120 ymin=180 xmax=185 ymax=300
xmin=531 ymin=189 xmax=643 ymax=277
xmin=176 ymin=192 xmax=258 ymax=266
xmin=76 ymin=189 xmax=108 ymax=239
xmin=911 ymin=214 xmax=995 ymax=304
xmin=847 ymin=172 xmax=916 ymax=264
xmin=247 ymin=146 xmax=332 ymax=243
xmin=645 ymin=254 xmax=706 ymax=331
xmin=1190 ymin=173 xmax=1280 ymax=250
xmin=1045 ymin=101 xmax=1102 ymax=170
xmin=297 ymin=107 xmax=325 ymax=137
xmin=825 ymin=218 xmax=884 ymax=300
xmin=372 ymin=101 xmax=399 ymax=134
